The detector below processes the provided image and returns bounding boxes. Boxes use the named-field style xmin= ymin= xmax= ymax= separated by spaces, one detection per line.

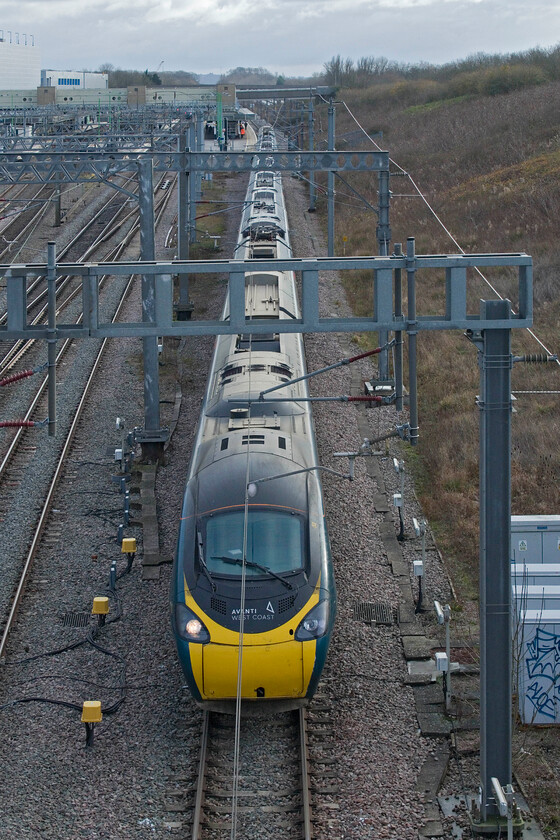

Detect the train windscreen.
xmin=203 ymin=510 xmax=304 ymax=575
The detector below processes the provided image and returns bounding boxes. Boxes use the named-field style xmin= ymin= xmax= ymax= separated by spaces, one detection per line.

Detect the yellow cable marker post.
xmin=121 ymin=537 xmax=137 ymax=573
xmin=81 ymin=701 xmax=102 ymax=748
xmin=91 ymin=596 xmax=109 ymax=627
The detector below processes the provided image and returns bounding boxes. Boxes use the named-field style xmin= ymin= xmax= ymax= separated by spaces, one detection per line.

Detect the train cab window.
xmin=221 ymin=365 xmax=243 ymax=380
xmin=270 ymin=363 xmax=292 ymax=377
xmin=204 ymin=510 xmax=304 ymax=576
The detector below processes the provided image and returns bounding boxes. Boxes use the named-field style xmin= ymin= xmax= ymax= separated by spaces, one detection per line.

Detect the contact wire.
xmin=231 ymin=254 xmax=256 ymax=840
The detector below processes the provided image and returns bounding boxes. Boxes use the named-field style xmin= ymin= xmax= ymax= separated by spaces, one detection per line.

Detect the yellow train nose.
xmin=204 ymin=640 xmax=309 ymax=698
xmin=188 ymin=639 xmax=316 ymax=699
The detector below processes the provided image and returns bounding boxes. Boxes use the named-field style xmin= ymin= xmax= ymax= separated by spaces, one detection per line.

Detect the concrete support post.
xmin=47 ymin=241 xmax=57 ymax=437
xmin=327 ymin=99 xmax=335 ymax=257
xmin=216 ymin=92 xmax=223 ymax=149
xmin=478 ymin=299 xmax=512 ymax=823
xmin=138 ymin=158 xmax=162 ymax=452
xmin=308 ymin=99 xmax=316 ymax=212
xmin=54 ymin=174 xmax=62 ymax=227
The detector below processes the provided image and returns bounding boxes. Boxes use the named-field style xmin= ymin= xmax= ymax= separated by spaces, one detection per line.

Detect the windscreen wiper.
xmin=211 ymin=554 xmax=295 ymax=589
xmin=197 ymin=531 xmax=216 ymax=591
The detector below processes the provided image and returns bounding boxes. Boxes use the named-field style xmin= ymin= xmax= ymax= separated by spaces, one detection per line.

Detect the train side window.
xmin=236 ymin=334 xmax=280 ymax=352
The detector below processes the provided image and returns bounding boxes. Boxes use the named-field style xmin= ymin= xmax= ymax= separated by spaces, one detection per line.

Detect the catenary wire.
xmin=340 ymin=99 xmax=560 ymax=368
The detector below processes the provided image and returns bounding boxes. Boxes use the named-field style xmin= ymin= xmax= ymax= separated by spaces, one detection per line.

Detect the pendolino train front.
xmin=171 ymin=126 xmax=336 ymax=709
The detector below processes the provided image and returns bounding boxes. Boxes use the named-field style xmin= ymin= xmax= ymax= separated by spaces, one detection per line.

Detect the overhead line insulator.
xmin=0 ymin=363 xmax=48 ymax=388
xmin=0 ymin=420 xmax=41 ymax=428
xmin=513 ymin=353 xmax=558 ymax=364
xmin=0 ymin=369 xmax=34 ymax=387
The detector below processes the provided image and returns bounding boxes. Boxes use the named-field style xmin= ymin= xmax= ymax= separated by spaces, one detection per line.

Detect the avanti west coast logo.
xmin=231 ymin=602 xmax=275 ymax=621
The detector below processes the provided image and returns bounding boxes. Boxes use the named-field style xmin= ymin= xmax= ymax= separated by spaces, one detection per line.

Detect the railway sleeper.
xmin=204 ymin=802 xmax=303 ymax=814
xmin=164 ymin=800 xmax=192 ymax=812
xmin=203 ymin=817 xmax=299 ymax=830
xmin=310 ymin=785 xmax=339 ymax=794
xmin=207 ymin=787 xmax=302 ymax=798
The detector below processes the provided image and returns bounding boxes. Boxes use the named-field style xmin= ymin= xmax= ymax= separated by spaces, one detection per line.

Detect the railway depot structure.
xmin=0 ymin=86 xmax=547 ymax=837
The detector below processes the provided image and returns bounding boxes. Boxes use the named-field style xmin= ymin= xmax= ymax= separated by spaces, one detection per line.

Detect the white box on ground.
xmin=511 ymin=515 xmax=560 ymax=564
xmin=435 ymin=652 xmax=449 ymax=672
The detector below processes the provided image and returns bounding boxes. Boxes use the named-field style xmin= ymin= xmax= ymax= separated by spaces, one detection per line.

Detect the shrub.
xmin=482 ymin=63 xmax=548 ymax=95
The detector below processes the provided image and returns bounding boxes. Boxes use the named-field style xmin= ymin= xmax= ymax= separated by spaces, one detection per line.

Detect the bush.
xmin=447 ymin=71 xmax=484 ymax=97
xmin=481 ymin=63 xmax=548 ymax=95
xmin=388 ymin=79 xmax=446 ymax=106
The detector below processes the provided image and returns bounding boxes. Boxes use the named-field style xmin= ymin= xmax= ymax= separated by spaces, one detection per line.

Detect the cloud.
xmin=1 ymin=0 xmax=490 ymax=27
xmin=3 ymin=0 xmax=560 ymax=75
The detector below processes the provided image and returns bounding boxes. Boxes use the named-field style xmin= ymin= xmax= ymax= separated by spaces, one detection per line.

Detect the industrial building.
xmin=0 ymin=32 xmax=40 ymax=89
xmin=40 ymin=70 xmax=108 ymax=89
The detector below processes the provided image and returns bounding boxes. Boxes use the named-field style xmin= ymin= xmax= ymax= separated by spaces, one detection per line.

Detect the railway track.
xmin=190 ymin=707 xmax=313 ymax=840
xmin=0 ymin=170 xmax=176 ymax=655
xmin=0 ymin=269 xmax=133 ymax=655
xmin=163 ymin=694 xmax=343 ymax=839
xmin=0 ymin=183 xmax=55 ymax=258
xmin=0 ymin=170 xmax=168 ymax=374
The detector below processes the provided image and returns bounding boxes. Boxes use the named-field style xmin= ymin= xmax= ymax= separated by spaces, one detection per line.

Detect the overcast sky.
xmin=1 ymin=0 xmax=560 ymax=77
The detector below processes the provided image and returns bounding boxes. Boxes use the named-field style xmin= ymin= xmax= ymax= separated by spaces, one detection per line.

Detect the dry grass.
xmin=312 ymin=78 xmax=560 ymax=836
xmin=315 ymin=83 xmax=560 ymax=583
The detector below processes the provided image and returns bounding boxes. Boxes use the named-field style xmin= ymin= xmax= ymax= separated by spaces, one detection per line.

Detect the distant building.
xmin=0 ymin=32 xmax=40 ymax=89
xmin=40 ymin=70 xmax=108 ymax=89
xmin=41 ymin=70 xmax=109 ymax=90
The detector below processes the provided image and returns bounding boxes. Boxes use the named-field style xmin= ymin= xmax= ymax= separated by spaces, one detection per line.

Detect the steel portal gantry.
xmin=0 ymin=144 xmax=392 ymax=440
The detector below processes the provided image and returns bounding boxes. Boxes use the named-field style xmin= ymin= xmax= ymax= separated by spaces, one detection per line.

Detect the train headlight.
xmin=175 ymin=603 xmax=210 ymax=643
xmin=295 ymin=600 xmax=330 ymax=641
xmin=186 ymin=618 xmax=203 ymax=636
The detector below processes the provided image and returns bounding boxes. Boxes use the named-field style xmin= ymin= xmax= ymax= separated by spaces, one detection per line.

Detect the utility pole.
xmin=327 ymin=97 xmax=335 ymax=256
xmin=308 ymin=98 xmax=316 ymax=211
xmin=138 ymin=157 xmax=167 ymax=458
xmin=471 ymin=299 xmax=513 ymax=826
xmin=376 ymin=166 xmax=391 ymax=381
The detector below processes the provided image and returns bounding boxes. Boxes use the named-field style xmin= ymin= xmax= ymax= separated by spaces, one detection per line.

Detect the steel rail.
xmin=191 ymin=711 xmax=210 ymax=840
xmin=299 ymin=707 xmax=313 ymax=840
xmin=0 ymin=170 xmax=139 ymax=315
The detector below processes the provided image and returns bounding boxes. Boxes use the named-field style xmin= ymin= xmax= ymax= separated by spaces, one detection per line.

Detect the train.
xmin=171 ymin=124 xmax=336 ymax=710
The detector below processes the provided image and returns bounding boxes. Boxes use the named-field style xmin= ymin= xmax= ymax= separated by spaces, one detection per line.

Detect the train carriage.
xmin=171 ymin=126 xmax=336 ymax=710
